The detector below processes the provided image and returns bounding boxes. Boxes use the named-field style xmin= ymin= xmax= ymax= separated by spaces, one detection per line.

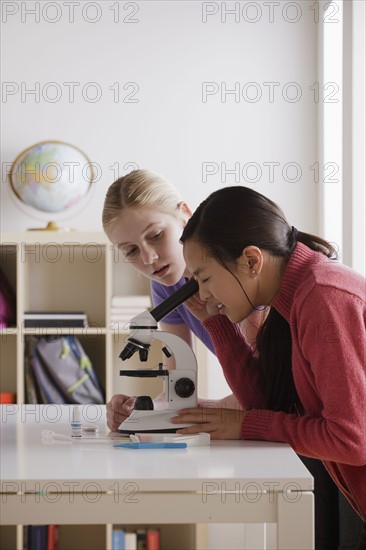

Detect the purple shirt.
xmin=151 ymin=278 xmax=215 ymax=354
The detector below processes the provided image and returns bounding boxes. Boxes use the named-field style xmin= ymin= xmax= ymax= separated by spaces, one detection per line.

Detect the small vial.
xmin=71 ymin=405 xmax=82 ymax=437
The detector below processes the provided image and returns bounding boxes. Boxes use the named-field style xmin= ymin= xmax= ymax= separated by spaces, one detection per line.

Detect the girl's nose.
xmin=199 ymin=285 xmax=211 ymax=302
xmin=141 ymin=246 xmax=158 ymax=265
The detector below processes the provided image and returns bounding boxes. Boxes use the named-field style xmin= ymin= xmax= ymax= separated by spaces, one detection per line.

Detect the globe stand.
xmin=28 ymin=221 xmax=73 ymax=232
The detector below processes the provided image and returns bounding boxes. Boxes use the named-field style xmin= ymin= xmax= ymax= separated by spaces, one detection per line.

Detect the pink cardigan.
xmin=204 ymin=242 xmax=366 ymax=520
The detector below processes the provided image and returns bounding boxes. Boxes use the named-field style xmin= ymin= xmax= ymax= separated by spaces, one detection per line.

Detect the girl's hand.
xmin=106 ymin=394 xmax=136 ymax=432
xmin=184 ymin=293 xmax=222 ymax=323
xmin=170 ymin=406 xmax=246 ymax=439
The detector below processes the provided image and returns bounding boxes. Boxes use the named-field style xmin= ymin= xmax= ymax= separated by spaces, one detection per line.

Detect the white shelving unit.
xmin=0 ymin=231 xmax=205 ymax=550
xmin=0 ymin=231 xmax=165 ymax=403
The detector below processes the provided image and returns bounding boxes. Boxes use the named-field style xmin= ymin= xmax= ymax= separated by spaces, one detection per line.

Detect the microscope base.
xmin=117 ymin=410 xmax=194 ymax=434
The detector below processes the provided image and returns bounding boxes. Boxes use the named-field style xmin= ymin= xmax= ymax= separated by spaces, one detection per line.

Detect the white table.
xmin=0 ymin=405 xmax=314 ymax=549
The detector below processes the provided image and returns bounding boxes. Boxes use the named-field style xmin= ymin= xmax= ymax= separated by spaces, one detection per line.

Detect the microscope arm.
xmin=117 ymin=277 xmax=200 ymax=429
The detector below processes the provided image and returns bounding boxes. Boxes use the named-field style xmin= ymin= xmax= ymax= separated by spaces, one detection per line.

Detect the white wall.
xmin=1 ymin=0 xmax=318 ymax=236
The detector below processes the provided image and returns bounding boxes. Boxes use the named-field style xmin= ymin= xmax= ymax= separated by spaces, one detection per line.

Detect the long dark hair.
xmin=181 ymin=186 xmax=337 ymax=414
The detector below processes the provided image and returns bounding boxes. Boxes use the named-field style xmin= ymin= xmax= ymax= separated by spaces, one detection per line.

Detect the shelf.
xmin=0 ymin=523 xmax=203 ymax=550
xmin=0 ymin=232 xmax=155 ymax=403
xmin=0 ymin=328 xmax=18 ymax=338
xmin=22 ymin=243 xmax=107 ymax=328
xmin=21 ymin=327 xmax=108 ymax=336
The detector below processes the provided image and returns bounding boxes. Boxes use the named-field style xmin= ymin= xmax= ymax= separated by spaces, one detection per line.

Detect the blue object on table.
xmin=113 ymin=442 xmax=187 ymax=449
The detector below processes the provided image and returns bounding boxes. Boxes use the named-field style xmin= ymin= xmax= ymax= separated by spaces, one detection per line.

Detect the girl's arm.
xmin=199 ymin=393 xmax=242 ymax=409
xmin=203 ymin=315 xmax=267 ymax=409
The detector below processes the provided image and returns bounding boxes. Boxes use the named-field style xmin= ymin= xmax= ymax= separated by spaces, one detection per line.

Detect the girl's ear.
xmin=178 ymin=202 xmax=192 ymax=223
xmin=240 ymin=246 xmax=263 ymax=276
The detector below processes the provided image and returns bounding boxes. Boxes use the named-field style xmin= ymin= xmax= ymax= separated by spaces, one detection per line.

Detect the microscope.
xmin=117 ymin=278 xmax=200 ymax=434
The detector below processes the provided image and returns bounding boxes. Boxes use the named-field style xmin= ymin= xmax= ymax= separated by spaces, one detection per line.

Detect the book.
xmin=112 ymin=528 xmax=125 ymax=549
xmin=28 ymin=525 xmax=48 ymax=549
xmin=23 ymin=312 xmax=88 ymax=329
xmin=24 ymin=319 xmax=87 ymax=328
xmin=125 ymin=532 xmax=137 ymax=550
xmin=146 ymin=529 xmax=160 ymax=550
xmin=47 ymin=525 xmax=59 ymax=550
xmin=24 ymin=312 xmax=88 ymax=319
xmin=136 ymin=528 xmax=147 ymax=550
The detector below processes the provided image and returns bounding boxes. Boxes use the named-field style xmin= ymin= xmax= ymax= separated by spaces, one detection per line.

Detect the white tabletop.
xmin=1 ymin=405 xmax=313 ymax=493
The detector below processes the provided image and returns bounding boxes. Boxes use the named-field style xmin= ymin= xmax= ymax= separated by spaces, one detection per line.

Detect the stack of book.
xmin=112 ymin=527 xmax=160 ymax=549
xmin=110 ymin=295 xmax=151 ymax=328
xmin=23 ymin=312 xmax=88 ymax=329
xmin=23 ymin=525 xmax=58 ymax=549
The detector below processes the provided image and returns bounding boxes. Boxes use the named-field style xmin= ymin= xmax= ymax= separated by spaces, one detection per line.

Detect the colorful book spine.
xmin=136 ymin=528 xmax=147 ymax=550
xmin=125 ymin=531 xmax=137 ymax=550
xmin=146 ymin=529 xmax=160 ymax=550
xmin=28 ymin=525 xmax=48 ymax=549
xmin=47 ymin=525 xmax=59 ymax=550
xmin=112 ymin=527 xmax=160 ymax=550
xmin=112 ymin=528 xmax=125 ymax=549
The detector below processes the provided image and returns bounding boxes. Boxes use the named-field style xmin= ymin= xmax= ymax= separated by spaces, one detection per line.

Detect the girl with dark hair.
xmin=174 ymin=186 xmax=366 ymax=547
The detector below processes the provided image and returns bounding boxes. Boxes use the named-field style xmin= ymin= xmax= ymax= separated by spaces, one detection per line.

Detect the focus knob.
xmin=134 ymin=395 xmax=154 ymax=410
xmin=174 ymin=378 xmax=195 ymax=398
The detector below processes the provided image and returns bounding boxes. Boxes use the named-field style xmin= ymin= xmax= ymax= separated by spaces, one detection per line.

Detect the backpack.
xmin=26 ymin=336 xmax=105 ymax=404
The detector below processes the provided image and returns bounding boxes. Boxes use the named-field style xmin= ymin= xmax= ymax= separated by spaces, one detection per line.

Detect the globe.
xmin=9 ymin=141 xmax=94 ymax=228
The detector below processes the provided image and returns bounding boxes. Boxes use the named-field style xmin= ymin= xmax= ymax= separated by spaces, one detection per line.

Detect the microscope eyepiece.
xmin=150 ymin=278 xmax=199 ymax=322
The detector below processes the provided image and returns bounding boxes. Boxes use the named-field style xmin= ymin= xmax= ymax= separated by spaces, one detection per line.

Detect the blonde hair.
xmin=102 ymin=169 xmax=183 ymax=236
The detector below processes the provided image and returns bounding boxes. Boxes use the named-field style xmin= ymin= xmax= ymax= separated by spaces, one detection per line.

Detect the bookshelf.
xmin=0 ymin=231 xmax=167 ymax=403
xmin=0 ymin=231 xmax=206 ymax=550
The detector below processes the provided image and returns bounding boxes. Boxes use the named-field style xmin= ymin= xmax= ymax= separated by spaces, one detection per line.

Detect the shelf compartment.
xmin=111 ymin=248 xmax=151 ymax=298
xmin=23 ymin=334 xmax=106 ymax=405
xmin=0 ymin=526 xmax=17 ymax=550
xmin=22 ymin=243 xmax=106 ymax=328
